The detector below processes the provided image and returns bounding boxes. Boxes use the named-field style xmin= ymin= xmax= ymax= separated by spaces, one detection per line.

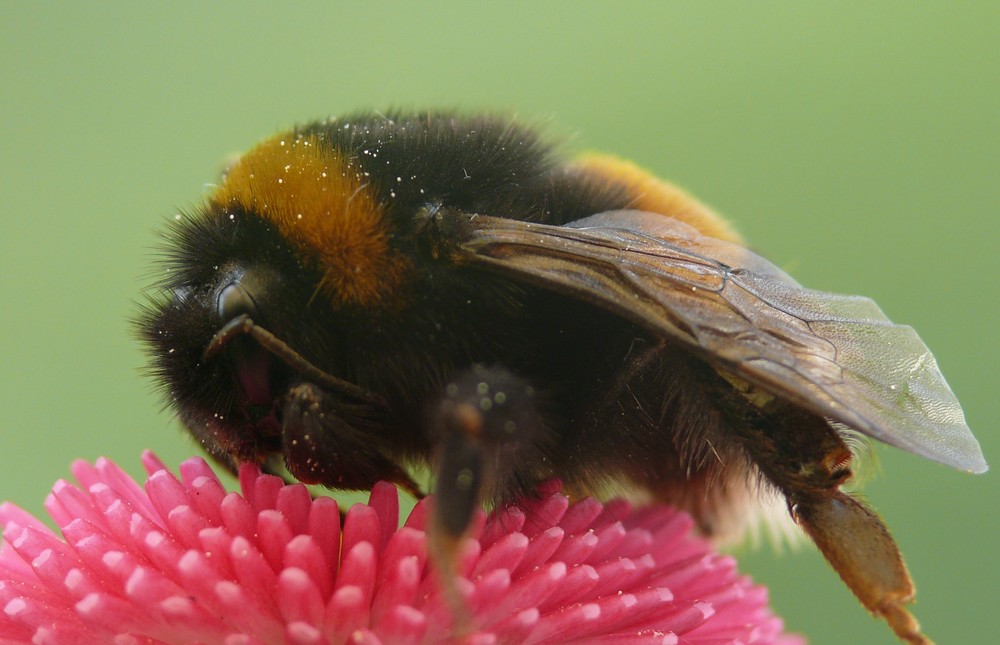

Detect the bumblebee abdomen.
xmin=566 ymin=153 xmax=743 ymax=242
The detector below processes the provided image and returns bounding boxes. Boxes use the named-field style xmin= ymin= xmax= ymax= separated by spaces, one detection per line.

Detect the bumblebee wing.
xmin=434 ymin=208 xmax=986 ymax=473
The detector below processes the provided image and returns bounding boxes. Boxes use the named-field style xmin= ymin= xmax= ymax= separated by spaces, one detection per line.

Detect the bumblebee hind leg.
xmin=737 ymin=403 xmax=929 ymax=644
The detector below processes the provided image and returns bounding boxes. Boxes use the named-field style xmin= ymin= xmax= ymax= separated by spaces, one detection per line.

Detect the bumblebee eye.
xmin=218 ymin=280 xmax=260 ymax=324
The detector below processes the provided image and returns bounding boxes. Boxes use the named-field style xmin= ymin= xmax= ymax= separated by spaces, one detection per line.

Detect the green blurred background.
xmin=2 ymin=3 xmax=996 ymax=643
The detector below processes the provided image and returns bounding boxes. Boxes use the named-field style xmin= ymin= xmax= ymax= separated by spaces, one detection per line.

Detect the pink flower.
xmin=0 ymin=453 xmax=803 ymax=644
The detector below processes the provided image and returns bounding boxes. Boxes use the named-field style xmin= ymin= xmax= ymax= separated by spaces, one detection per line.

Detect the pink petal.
xmin=0 ymin=454 xmax=803 ymax=644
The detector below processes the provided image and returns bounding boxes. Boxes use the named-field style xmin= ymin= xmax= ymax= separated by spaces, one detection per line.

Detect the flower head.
xmin=0 ymin=453 xmax=803 ymax=644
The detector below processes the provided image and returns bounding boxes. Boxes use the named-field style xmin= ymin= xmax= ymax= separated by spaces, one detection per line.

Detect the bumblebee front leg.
xmin=428 ymin=365 xmax=549 ymax=565
xmin=281 ymin=382 xmax=422 ymax=497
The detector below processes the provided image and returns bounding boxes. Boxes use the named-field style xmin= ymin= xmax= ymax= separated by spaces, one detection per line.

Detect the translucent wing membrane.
xmin=437 ymin=208 xmax=986 ymax=473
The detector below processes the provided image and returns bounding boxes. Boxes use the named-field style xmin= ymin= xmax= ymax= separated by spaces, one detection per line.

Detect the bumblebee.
xmin=138 ymin=111 xmax=986 ymax=644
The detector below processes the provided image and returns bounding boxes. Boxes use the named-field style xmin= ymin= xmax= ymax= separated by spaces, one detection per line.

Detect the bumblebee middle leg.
xmin=428 ymin=364 xmax=552 ymax=545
